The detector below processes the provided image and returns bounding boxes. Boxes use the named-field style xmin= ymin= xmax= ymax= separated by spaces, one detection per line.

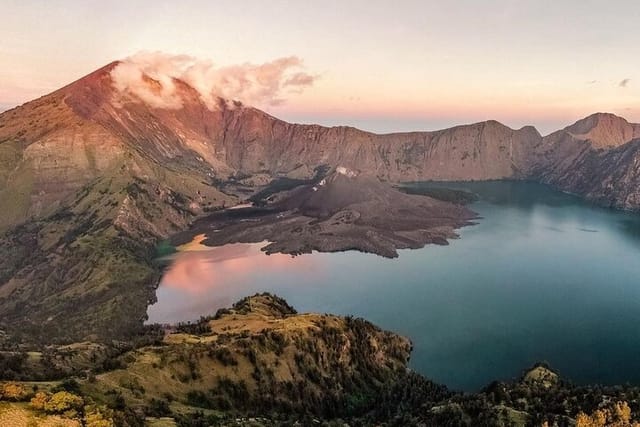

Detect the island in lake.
xmin=171 ymin=166 xmax=478 ymax=258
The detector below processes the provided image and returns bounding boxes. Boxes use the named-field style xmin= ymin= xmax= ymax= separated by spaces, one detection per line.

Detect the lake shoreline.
xmin=151 ymin=181 xmax=640 ymax=390
xmin=170 ymin=177 xmax=479 ymax=259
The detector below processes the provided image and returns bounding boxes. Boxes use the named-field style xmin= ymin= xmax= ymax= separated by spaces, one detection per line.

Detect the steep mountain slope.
xmin=0 ymin=64 xmax=239 ymax=343
xmin=0 ymin=62 xmax=235 ymax=233
xmin=218 ymin=109 xmax=542 ymax=181
xmin=0 ymin=173 xmax=233 ymax=343
xmin=0 ymin=62 xmax=542 ymax=234
xmin=532 ymin=113 xmax=640 ymax=210
xmin=537 ymin=138 xmax=640 ymax=210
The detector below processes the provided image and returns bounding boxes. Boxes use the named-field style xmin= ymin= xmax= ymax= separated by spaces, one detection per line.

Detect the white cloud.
xmin=110 ymin=51 xmax=317 ymax=110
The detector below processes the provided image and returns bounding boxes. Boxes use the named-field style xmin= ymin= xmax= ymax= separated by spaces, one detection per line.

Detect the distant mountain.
xmin=561 ymin=112 xmax=640 ymax=148
xmin=1 ymin=61 xmax=640 ymax=343
xmin=530 ymin=113 xmax=640 ymax=210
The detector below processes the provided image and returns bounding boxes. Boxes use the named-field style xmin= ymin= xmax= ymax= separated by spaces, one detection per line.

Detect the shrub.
xmin=43 ymin=391 xmax=84 ymax=415
xmin=54 ymin=378 xmax=82 ymax=394
xmin=1 ymin=382 xmax=28 ymax=401
xmin=145 ymin=398 xmax=172 ymax=417
xmin=575 ymin=401 xmax=633 ymax=427
xmin=211 ymin=347 xmax=237 ymax=367
xmin=30 ymin=391 xmax=51 ymax=410
xmin=84 ymin=405 xmax=116 ymax=427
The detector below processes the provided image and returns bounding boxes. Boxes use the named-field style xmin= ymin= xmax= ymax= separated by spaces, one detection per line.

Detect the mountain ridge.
xmin=2 ymin=293 xmax=640 ymax=426
xmin=561 ymin=112 xmax=640 ymax=148
xmin=2 ymin=61 xmax=640 ymax=343
xmin=3 ymin=62 xmax=639 ymax=225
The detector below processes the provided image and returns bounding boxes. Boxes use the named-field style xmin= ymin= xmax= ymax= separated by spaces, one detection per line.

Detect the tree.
xmin=43 ymin=391 xmax=84 ymax=416
xmin=30 ymin=391 xmax=51 ymax=410
xmin=84 ymin=406 xmax=116 ymax=427
xmin=1 ymin=382 xmax=28 ymax=401
xmin=575 ymin=401 xmax=639 ymax=427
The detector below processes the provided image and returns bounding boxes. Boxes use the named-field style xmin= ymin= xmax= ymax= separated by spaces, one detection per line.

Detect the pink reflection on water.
xmin=162 ymin=242 xmax=313 ymax=295
xmin=148 ymin=240 xmax=323 ymax=323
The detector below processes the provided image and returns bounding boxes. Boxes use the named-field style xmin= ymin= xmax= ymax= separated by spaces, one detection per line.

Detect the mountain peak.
xmin=564 ymin=112 xmax=640 ymax=148
xmin=56 ymin=60 xmax=121 ymax=95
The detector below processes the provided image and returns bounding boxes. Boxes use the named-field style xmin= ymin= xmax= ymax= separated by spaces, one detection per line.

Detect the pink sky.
xmin=1 ymin=0 xmax=639 ymax=134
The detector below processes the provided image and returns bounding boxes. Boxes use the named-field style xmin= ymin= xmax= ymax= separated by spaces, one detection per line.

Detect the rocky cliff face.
xmin=531 ymin=113 xmax=640 ymax=210
xmin=536 ymin=138 xmax=640 ymax=210
xmin=218 ymin=109 xmax=542 ymax=182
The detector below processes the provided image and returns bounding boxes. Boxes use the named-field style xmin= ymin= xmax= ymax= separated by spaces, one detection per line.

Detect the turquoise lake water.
xmin=147 ymin=181 xmax=640 ymax=391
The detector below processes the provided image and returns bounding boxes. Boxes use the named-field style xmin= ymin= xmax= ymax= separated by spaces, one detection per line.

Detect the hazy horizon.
xmin=0 ymin=94 xmax=629 ymax=137
xmin=2 ymin=0 xmax=639 ymax=135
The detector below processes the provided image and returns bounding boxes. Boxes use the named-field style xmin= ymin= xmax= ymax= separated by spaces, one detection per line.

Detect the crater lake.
xmin=147 ymin=181 xmax=640 ymax=391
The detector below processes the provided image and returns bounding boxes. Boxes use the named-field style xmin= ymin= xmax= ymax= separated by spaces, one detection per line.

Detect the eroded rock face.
xmin=537 ymin=139 xmax=640 ymax=210
xmin=531 ymin=113 xmax=640 ymax=211
xmin=217 ymin=109 xmax=542 ymax=182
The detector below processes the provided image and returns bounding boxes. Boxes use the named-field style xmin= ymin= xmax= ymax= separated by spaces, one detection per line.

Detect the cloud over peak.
xmin=111 ymin=51 xmax=317 ymax=110
xmin=619 ymin=78 xmax=631 ymax=88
